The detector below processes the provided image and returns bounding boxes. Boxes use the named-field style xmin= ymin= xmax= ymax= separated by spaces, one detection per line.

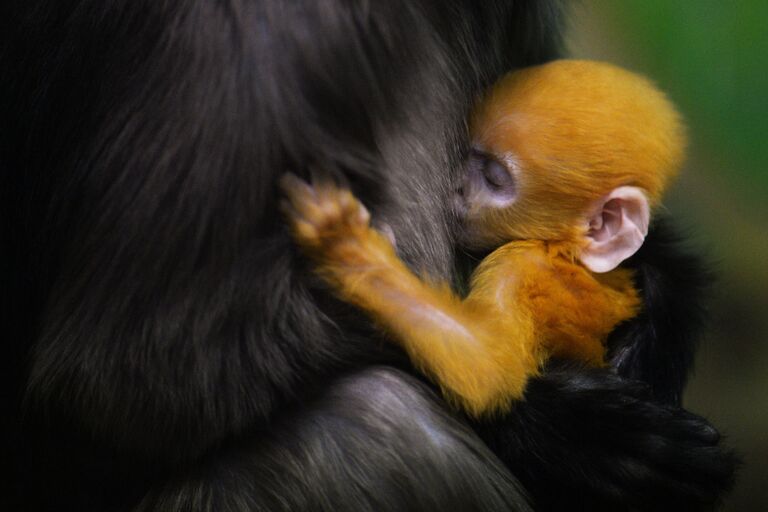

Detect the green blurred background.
xmin=567 ymin=2 xmax=768 ymax=510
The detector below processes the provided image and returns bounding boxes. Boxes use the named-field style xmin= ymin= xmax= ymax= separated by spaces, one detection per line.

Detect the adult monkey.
xmin=0 ymin=1 xmax=734 ymax=511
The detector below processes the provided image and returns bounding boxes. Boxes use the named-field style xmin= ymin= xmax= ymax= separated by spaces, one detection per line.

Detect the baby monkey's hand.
xmin=279 ymin=174 xmax=398 ymax=279
xmin=280 ymin=174 xmax=370 ymax=250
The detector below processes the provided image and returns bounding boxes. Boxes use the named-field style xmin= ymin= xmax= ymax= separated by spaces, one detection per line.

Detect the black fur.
xmin=477 ymin=362 xmax=736 ymax=512
xmin=0 ymin=1 xmax=734 ymax=510
xmin=471 ymin=219 xmax=737 ymax=511
xmin=609 ymin=218 xmax=713 ymax=405
xmin=136 ymin=367 xmax=531 ymax=512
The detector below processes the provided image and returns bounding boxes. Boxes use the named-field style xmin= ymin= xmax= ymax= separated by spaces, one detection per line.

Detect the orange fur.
xmin=468 ymin=60 xmax=685 ymax=248
xmin=280 ymin=60 xmax=683 ymax=416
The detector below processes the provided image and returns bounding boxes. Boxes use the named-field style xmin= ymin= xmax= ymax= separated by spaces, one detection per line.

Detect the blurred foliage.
xmin=568 ymin=2 xmax=768 ymax=511
xmin=605 ymin=1 xmax=768 ymax=201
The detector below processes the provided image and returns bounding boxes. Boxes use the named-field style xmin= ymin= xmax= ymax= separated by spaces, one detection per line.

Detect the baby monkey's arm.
xmin=280 ymin=175 xmax=539 ymax=415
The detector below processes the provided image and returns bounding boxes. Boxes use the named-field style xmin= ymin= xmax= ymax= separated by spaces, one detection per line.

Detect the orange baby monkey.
xmin=280 ymin=60 xmax=686 ymax=417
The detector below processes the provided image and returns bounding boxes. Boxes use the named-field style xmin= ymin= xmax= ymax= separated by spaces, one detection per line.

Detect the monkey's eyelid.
xmin=482 ymin=159 xmax=514 ymax=189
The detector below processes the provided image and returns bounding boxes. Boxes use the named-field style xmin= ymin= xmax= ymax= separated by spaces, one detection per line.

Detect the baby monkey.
xmin=281 ymin=60 xmax=685 ymax=417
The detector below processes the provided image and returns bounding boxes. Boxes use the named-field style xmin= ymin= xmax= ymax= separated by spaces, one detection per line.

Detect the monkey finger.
xmin=278 ymin=172 xmax=300 ymax=192
xmin=327 ymin=188 xmax=370 ymax=229
xmin=279 ymin=201 xmax=317 ymax=243
xmin=335 ymin=188 xmax=356 ymax=210
xmin=353 ymin=200 xmax=371 ymax=227
xmin=280 ymin=180 xmax=333 ymax=225
xmin=292 ymin=219 xmax=321 ymax=247
xmin=310 ymin=187 xmax=342 ymax=220
xmin=279 ymin=198 xmax=328 ymax=238
xmin=279 ymin=173 xmax=317 ymax=205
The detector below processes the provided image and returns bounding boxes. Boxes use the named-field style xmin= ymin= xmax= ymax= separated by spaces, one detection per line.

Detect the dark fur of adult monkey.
xmin=0 ymin=1 xmax=735 ymax=511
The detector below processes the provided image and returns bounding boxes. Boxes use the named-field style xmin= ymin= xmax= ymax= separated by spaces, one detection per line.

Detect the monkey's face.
xmin=458 ymin=60 xmax=686 ymax=252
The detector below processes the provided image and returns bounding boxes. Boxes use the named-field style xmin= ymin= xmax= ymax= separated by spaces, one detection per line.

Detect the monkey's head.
xmin=458 ymin=60 xmax=686 ymax=272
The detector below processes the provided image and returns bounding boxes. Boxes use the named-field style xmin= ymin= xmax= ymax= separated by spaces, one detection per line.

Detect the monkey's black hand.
xmin=475 ymin=363 xmax=737 ymax=512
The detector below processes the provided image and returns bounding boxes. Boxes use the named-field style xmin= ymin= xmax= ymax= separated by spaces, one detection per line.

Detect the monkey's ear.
xmin=580 ymin=186 xmax=650 ymax=273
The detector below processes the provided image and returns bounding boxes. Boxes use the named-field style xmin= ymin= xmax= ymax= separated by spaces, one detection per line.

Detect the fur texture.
xmin=0 ymin=1 xmax=734 ymax=511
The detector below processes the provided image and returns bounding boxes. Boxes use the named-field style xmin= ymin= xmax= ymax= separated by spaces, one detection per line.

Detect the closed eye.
xmin=469 ymin=149 xmax=516 ymax=203
xmin=482 ymin=158 xmax=513 ymax=190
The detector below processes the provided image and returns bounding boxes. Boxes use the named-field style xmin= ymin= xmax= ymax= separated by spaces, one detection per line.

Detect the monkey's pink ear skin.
xmin=580 ymin=186 xmax=650 ymax=273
